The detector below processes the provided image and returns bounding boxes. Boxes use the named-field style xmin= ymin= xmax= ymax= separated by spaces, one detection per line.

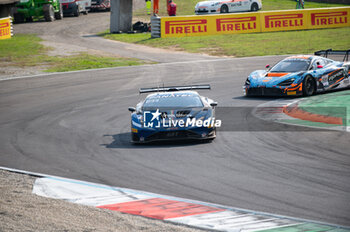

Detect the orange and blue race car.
xmin=128 ymin=85 xmax=219 ymax=143
xmin=243 ymin=50 xmax=350 ymax=97
xmin=195 ymin=0 xmax=261 ymax=15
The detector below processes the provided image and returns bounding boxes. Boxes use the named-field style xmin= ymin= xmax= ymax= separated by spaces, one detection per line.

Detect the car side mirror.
xmin=128 ymin=107 xmax=136 ymax=112
xmin=210 ymin=102 xmax=218 ymax=107
xmin=265 ymin=64 xmax=270 ymax=69
xmin=317 ymin=65 xmax=323 ymax=69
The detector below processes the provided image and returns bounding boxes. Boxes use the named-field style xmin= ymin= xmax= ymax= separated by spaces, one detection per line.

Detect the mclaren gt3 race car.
xmin=195 ymin=0 xmax=262 ymax=15
xmin=128 ymin=85 xmax=219 ymax=143
xmin=244 ymin=50 xmax=350 ymax=97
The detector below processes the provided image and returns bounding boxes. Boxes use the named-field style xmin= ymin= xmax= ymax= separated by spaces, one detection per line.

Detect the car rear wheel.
xmin=251 ymin=3 xmax=259 ymax=11
xmin=302 ymin=75 xmax=316 ymax=96
xmin=220 ymin=5 xmax=228 ymax=13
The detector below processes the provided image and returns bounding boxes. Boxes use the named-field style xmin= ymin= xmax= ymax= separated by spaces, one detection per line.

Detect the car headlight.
xmin=211 ymin=2 xmax=220 ymax=6
xmin=245 ymin=78 xmax=250 ymax=85
xmin=278 ymin=78 xmax=295 ymax=86
xmin=137 ymin=114 xmax=144 ymax=124
xmin=321 ymin=74 xmax=328 ymax=82
xmin=250 ymin=72 xmax=263 ymax=79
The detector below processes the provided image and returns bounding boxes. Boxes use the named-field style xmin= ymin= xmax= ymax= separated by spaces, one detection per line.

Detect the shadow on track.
xmin=232 ymin=96 xmax=280 ymax=101
xmin=101 ymin=132 xmax=213 ymax=149
xmin=234 ymin=87 xmax=350 ymax=101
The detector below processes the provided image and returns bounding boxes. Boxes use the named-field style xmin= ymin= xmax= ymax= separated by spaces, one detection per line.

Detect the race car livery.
xmin=244 ymin=50 xmax=350 ymax=97
xmin=128 ymin=85 xmax=218 ymax=143
xmin=195 ymin=0 xmax=262 ymax=15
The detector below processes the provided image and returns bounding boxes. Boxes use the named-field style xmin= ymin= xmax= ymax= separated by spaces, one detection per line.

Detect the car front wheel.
xmin=302 ymin=75 xmax=316 ymax=96
xmin=220 ymin=5 xmax=228 ymax=13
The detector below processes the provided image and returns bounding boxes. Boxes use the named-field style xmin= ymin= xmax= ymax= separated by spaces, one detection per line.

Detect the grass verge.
xmin=44 ymin=54 xmax=145 ymax=72
xmin=133 ymin=0 xmax=349 ymax=18
xmin=0 ymin=34 xmax=149 ymax=73
xmin=103 ymin=27 xmax=350 ymax=57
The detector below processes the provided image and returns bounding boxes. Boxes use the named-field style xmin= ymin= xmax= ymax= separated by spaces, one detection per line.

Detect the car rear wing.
xmin=314 ymin=49 xmax=350 ymax=62
xmin=139 ymin=84 xmax=211 ymax=94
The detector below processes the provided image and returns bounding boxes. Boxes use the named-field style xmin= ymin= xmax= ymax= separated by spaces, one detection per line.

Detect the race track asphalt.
xmin=1 ymin=10 xmax=349 ymax=227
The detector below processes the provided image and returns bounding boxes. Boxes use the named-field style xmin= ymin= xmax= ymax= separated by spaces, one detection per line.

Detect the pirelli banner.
xmin=0 ymin=17 xmax=13 ymax=40
xmin=160 ymin=7 xmax=350 ymax=38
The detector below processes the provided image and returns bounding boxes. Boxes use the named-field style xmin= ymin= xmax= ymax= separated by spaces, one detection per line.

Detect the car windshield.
xmin=270 ymin=59 xmax=310 ymax=72
xmin=143 ymin=93 xmax=204 ymax=108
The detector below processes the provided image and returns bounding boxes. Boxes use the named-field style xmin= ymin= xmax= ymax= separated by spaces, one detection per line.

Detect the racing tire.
xmin=43 ymin=4 xmax=55 ymax=22
xmin=54 ymin=3 xmax=63 ymax=20
xmin=302 ymin=75 xmax=316 ymax=96
xmin=251 ymin=3 xmax=259 ymax=11
xmin=220 ymin=5 xmax=229 ymax=13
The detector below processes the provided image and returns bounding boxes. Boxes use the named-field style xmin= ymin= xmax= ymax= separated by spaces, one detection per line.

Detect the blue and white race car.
xmin=244 ymin=50 xmax=350 ymax=97
xmin=128 ymin=85 xmax=218 ymax=143
xmin=195 ymin=0 xmax=262 ymax=15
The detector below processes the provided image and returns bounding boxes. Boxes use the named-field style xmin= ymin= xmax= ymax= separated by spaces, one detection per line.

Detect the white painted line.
xmin=243 ymin=222 xmax=302 ymax=232
xmin=33 ymin=177 xmax=151 ymax=207
xmin=224 ymin=218 xmax=277 ymax=229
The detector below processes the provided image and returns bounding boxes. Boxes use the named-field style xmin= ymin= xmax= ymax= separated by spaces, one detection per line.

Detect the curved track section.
xmin=1 ymin=58 xmax=349 ymax=227
xmin=2 ymin=11 xmax=350 ymax=227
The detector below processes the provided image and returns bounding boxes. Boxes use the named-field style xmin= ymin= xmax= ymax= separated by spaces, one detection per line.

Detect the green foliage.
xmin=45 ymin=54 xmax=144 ymax=72
xmin=0 ymin=34 xmax=148 ymax=72
xmin=0 ymin=34 xmax=46 ymax=61
xmin=133 ymin=0 xmax=349 ymax=17
xmin=261 ymin=0 xmax=348 ymax=11
xmin=104 ymin=27 xmax=350 ymax=57
xmin=128 ymin=0 xmax=350 ymax=57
